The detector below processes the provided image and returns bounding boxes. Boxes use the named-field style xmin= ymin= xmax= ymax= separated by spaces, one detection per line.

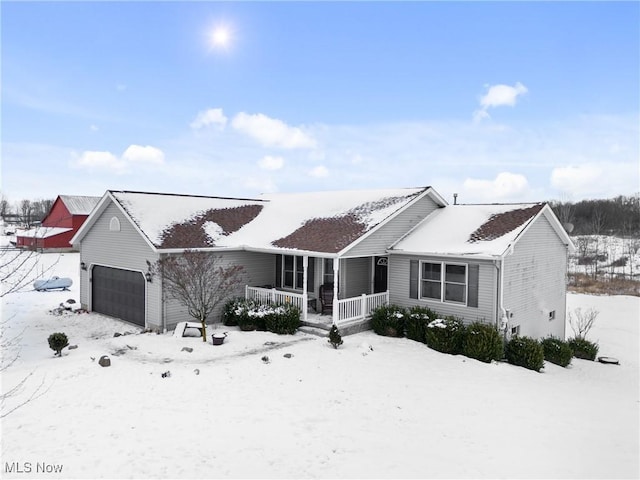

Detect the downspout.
xmin=494 ymin=258 xmax=508 ymax=337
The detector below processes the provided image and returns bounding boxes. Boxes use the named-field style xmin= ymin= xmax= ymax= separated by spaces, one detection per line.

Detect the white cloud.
xmin=474 ymin=82 xmax=528 ymax=122
xmin=190 ymin=108 xmax=228 ymax=129
xmin=231 ymin=112 xmax=317 ymax=149
xmin=463 ymin=172 xmax=531 ymax=201
xmin=75 ymin=151 xmax=126 ymax=173
xmin=90 ymin=124 xmax=99 ymax=132
xmin=550 ymin=163 xmax=638 ymax=199
xmin=122 ymin=145 xmax=165 ymax=164
xmin=258 ymin=155 xmax=284 ymax=171
xmin=309 ymin=165 xmax=329 ymax=178
xmin=72 ymin=144 xmax=165 ymax=174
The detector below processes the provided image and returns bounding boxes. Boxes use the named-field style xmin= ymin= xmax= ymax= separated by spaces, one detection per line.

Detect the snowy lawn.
xmin=1 ymin=252 xmax=638 ymax=479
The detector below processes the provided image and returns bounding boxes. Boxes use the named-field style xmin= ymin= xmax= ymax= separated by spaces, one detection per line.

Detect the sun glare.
xmin=210 ymin=26 xmax=231 ymax=49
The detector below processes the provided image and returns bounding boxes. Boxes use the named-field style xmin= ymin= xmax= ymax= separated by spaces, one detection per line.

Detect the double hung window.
xmin=420 ymin=262 xmax=467 ymax=304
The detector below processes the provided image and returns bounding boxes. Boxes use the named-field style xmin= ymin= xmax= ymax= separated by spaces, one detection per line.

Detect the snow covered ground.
xmin=1 ymin=252 xmax=638 ymax=479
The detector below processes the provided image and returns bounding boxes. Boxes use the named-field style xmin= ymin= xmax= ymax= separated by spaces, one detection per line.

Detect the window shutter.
xmin=468 ymin=264 xmax=479 ymax=308
xmin=275 ymin=255 xmax=282 ymax=288
xmin=409 ymin=260 xmax=419 ymax=299
xmin=306 ymin=257 xmax=315 ymax=292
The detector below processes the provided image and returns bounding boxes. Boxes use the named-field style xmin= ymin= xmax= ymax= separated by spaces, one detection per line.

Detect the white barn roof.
xmin=59 ymin=195 xmax=100 ymax=215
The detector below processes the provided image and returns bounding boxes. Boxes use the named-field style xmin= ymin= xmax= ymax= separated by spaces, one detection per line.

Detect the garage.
xmin=91 ymin=265 xmax=146 ymax=326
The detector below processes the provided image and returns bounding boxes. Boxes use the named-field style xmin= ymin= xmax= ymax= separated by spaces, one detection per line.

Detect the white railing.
xmin=245 ymin=286 xmax=306 ymax=313
xmin=246 ymin=286 xmax=389 ymax=326
xmin=336 ymin=291 xmax=389 ymax=325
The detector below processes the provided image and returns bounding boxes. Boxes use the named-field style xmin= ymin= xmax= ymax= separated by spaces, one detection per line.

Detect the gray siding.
xmin=389 ymin=255 xmax=498 ymax=325
xmin=344 ymin=194 xmax=441 ymax=258
xmin=162 ymin=250 xmax=275 ymax=331
xmin=342 ymin=257 xmax=372 ymax=297
xmin=503 ymin=214 xmax=568 ymax=339
xmin=79 ymin=201 xmax=162 ymax=329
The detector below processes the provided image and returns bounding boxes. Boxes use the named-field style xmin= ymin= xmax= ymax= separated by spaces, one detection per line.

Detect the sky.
xmin=2 ymin=1 xmax=639 ymax=205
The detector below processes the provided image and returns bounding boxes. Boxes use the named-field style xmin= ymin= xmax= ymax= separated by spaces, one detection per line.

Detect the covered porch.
xmin=243 ymin=253 xmax=390 ymax=330
xmin=245 ymin=285 xmax=389 ymax=329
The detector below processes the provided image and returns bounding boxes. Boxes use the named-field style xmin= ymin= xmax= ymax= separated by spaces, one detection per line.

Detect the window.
xmin=445 ymin=264 xmax=466 ymax=303
xmin=282 ymin=255 xmax=304 ymax=290
xmin=420 ymin=262 xmax=467 ymax=304
xmin=421 ymin=263 xmax=441 ymax=300
xmin=549 ymin=310 xmax=556 ymax=321
xmin=511 ymin=325 xmax=520 ymax=336
xmin=109 ymin=216 xmax=121 ymax=232
xmin=323 ymin=258 xmax=334 ymax=286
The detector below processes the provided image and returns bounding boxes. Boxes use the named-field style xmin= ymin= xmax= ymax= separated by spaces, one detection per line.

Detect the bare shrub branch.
xmin=568 ymin=307 xmax=599 ymax=339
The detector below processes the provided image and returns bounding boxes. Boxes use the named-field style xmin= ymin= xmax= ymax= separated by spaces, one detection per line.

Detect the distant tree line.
xmin=550 ymin=194 xmax=640 ymax=236
xmin=0 ymin=194 xmax=55 ymax=228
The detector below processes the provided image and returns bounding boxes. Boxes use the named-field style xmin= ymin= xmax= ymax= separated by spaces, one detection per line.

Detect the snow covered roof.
xmin=16 ymin=226 xmax=72 ymax=239
xmin=109 ymin=187 xmax=431 ymax=254
xmin=59 ymin=195 xmax=101 ymax=215
xmin=390 ymin=203 xmax=546 ymax=258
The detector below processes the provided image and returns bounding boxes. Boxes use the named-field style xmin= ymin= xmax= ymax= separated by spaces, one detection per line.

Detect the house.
xmin=71 ymin=188 xmax=574 ymax=339
xmin=388 ymin=203 xmax=575 ymax=339
xmin=16 ymin=195 xmax=100 ymax=251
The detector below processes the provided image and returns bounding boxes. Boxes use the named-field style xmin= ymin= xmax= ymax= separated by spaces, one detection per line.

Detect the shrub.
xmin=231 ymin=299 xmax=259 ymax=330
xmin=568 ymin=337 xmax=599 ymax=361
xmin=405 ymin=306 xmax=437 ymax=343
xmin=263 ymin=304 xmax=301 ymax=335
xmin=541 ymin=337 xmax=573 ymax=367
xmin=505 ymin=336 xmax=544 ymax=372
xmin=462 ymin=322 xmax=504 ymax=363
xmin=371 ymin=305 xmax=407 ymax=337
xmin=328 ymin=325 xmax=343 ymax=349
xmin=48 ymin=332 xmax=69 ymax=357
xmin=222 ymin=297 xmax=245 ymax=326
xmin=424 ymin=316 xmax=466 ymax=355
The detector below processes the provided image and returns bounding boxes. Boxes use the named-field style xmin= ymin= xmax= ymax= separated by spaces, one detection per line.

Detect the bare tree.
xmin=155 ymin=252 xmax=245 ymax=342
xmin=1 ymin=316 xmax=49 ymax=418
xmin=19 ymin=199 xmax=33 ymax=227
xmin=568 ymin=307 xmax=599 ymax=339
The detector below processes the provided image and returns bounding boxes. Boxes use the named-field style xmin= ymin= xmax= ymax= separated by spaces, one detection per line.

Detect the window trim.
xmin=281 ymin=255 xmax=304 ymax=291
xmin=419 ymin=260 xmax=469 ymax=306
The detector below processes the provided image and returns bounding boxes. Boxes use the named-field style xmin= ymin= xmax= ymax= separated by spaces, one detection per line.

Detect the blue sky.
xmin=2 ymin=1 xmax=638 ymax=204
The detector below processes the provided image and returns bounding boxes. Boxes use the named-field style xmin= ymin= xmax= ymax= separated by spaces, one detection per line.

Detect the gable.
xmin=42 ymin=197 xmax=72 ymax=228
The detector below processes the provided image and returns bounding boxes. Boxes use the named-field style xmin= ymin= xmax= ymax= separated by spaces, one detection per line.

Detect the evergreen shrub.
xmin=505 ymin=336 xmax=544 ymax=372
xmin=328 ymin=325 xmax=343 ymax=349
xmin=405 ymin=306 xmax=437 ymax=343
xmin=48 ymin=332 xmax=69 ymax=357
xmin=263 ymin=304 xmax=301 ymax=334
xmin=568 ymin=337 xmax=599 ymax=361
xmin=462 ymin=322 xmax=504 ymax=363
xmin=222 ymin=297 xmax=245 ymax=326
xmin=541 ymin=337 xmax=573 ymax=367
xmin=424 ymin=316 xmax=466 ymax=355
xmin=371 ymin=305 xmax=407 ymax=337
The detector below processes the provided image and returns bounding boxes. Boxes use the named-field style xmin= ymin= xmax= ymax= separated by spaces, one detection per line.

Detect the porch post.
xmin=302 ymin=255 xmax=308 ymax=323
xmin=332 ymin=257 xmax=339 ymax=324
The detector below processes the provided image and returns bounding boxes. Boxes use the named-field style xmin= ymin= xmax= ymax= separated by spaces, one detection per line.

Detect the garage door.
xmin=92 ymin=266 xmax=146 ymax=326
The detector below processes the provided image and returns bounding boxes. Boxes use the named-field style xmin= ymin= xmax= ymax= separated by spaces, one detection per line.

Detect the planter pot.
xmin=239 ymin=324 xmax=257 ymax=332
xmin=211 ymin=333 xmax=227 ymax=345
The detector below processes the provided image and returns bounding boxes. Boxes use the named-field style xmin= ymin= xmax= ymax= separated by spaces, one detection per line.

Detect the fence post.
xmin=271 ymin=288 xmax=276 ymax=304
xmin=361 ymin=294 xmax=367 ymax=319
xmin=245 ymin=285 xmax=249 ymax=300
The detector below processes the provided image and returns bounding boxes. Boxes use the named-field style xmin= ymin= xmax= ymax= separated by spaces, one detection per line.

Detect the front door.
xmin=374 ymin=256 xmax=388 ymax=293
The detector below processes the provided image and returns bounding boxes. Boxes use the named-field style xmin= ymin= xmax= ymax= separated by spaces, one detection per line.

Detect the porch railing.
xmin=336 ymin=291 xmax=389 ymax=325
xmin=245 ymin=286 xmax=389 ymax=326
xmin=245 ymin=286 xmax=306 ymax=314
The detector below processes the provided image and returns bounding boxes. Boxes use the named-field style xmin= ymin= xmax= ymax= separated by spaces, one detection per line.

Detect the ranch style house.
xmin=71 ymin=186 xmax=574 ymax=338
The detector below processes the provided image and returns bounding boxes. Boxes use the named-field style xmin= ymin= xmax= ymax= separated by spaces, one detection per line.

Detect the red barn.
xmin=16 ymin=195 xmax=100 ymax=251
